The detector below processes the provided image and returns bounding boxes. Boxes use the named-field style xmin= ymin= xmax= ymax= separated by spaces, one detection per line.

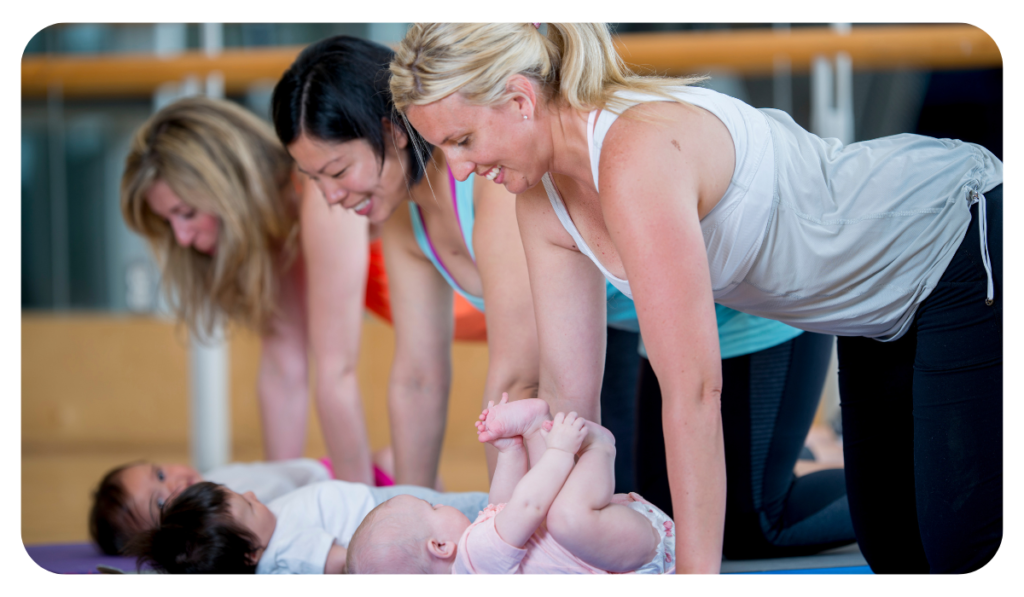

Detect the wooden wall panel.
xmin=22 ymin=314 xmax=489 ymax=457
xmin=22 ymin=314 xmax=192 ymax=449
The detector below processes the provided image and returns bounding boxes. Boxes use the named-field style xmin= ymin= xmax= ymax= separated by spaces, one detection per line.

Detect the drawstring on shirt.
xmin=970 ymin=189 xmax=995 ymax=306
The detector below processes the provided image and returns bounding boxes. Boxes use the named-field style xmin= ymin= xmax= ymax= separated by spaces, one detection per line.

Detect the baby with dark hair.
xmin=127 ymin=478 xmax=487 ymax=574
xmin=126 ymin=482 xmax=269 ymax=574
xmin=89 ymin=458 xmax=328 ymax=557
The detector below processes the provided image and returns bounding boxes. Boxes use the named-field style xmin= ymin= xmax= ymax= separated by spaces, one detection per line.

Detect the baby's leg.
xmin=476 ymin=394 xmax=551 ymax=467
xmin=545 ymin=420 xmax=659 ymax=573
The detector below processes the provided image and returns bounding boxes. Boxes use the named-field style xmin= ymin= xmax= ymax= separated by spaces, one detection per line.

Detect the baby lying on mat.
xmin=346 ymin=395 xmax=675 ymax=574
xmin=125 ymin=479 xmax=487 ymax=574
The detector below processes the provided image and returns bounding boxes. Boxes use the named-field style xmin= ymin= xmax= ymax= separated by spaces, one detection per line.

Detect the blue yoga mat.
xmin=24 ymin=542 xmax=146 ymax=574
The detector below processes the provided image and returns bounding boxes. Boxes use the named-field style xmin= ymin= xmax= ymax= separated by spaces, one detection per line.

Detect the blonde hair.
xmin=121 ymin=96 xmax=298 ymax=337
xmin=390 ymin=23 xmax=706 ymax=115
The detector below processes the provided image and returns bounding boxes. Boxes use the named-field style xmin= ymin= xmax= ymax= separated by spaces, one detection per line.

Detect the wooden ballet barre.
xmin=614 ymin=24 xmax=1000 ymax=76
xmin=21 ymin=45 xmax=302 ymax=99
xmin=22 ymin=24 xmax=1001 ymax=99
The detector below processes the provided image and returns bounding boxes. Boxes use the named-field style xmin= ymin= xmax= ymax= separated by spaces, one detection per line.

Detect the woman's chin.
xmin=369 ymin=198 xmax=401 ymax=224
xmin=504 ymin=175 xmax=535 ymax=195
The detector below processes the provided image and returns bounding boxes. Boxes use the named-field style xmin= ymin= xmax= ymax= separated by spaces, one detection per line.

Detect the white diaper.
xmin=622 ymin=492 xmax=676 ymax=574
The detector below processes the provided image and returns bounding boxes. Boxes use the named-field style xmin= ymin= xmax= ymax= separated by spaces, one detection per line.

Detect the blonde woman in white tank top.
xmin=390 ymin=24 xmax=1002 ymax=574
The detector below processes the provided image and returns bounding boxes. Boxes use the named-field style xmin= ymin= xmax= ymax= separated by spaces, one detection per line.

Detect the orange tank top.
xmin=364 ymin=238 xmax=487 ymax=342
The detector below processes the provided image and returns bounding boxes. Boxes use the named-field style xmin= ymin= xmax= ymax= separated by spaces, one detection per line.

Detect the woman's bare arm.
xmin=473 ymin=176 xmax=543 ymax=472
xmin=599 ymin=102 xmax=733 ymax=574
xmin=381 ymin=205 xmax=456 ymax=487
xmin=257 ymin=259 xmax=311 ymax=462
xmin=299 ymin=179 xmax=374 ymax=484
xmin=516 ymin=184 xmax=608 ymax=426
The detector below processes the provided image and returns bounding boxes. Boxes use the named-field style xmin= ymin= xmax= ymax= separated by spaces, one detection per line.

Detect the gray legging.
xmin=368 ymin=485 xmax=489 ymax=522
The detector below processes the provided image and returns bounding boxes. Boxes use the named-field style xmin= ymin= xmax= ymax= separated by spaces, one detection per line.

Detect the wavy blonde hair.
xmin=121 ymin=96 xmax=298 ymax=337
xmin=390 ymin=23 xmax=706 ymax=115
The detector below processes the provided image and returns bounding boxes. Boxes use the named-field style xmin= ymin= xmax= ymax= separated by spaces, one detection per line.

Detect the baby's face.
xmin=119 ymin=462 xmax=203 ymax=529
xmin=384 ymin=494 xmax=472 ymax=538
xmin=225 ymin=489 xmax=277 ymax=549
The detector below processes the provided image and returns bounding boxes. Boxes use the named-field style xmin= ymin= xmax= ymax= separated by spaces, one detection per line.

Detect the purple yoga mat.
xmin=24 ymin=542 xmax=147 ymax=574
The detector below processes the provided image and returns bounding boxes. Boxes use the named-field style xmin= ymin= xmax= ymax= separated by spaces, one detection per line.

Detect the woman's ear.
xmin=382 ymin=117 xmax=410 ymax=150
xmin=426 ymin=538 xmax=456 ymax=560
xmin=505 ymin=74 xmax=538 ymax=121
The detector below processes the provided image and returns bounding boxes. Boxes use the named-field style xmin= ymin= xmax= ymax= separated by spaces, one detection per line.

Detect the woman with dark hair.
xmin=122 ymin=96 xmax=484 ymax=488
xmin=271 ymin=35 xmax=649 ymax=489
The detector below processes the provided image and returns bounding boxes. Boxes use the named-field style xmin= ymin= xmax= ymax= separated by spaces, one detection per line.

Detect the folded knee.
xmin=545 ymin=499 xmax=592 ymax=541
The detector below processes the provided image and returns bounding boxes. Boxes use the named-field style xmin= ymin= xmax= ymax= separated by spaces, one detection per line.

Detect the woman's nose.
xmin=320 ymin=181 xmax=348 ymax=205
xmin=448 ymin=156 xmax=475 ymax=182
xmin=171 ymin=220 xmax=195 ymax=247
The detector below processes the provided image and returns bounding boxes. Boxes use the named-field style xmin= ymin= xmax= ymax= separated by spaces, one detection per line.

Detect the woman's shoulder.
xmin=601 ymin=100 xmax=723 ymax=168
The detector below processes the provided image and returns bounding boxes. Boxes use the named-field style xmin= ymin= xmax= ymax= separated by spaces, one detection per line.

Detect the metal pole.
xmin=189 ymin=327 xmax=230 ymax=473
xmin=187 ymin=22 xmax=230 ymax=472
xmin=811 ymin=23 xmax=854 ymax=144
xmin=772 ymin=23 xmax=792 ymax=114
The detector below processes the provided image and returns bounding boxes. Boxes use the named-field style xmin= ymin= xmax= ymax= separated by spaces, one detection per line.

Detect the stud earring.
xmin=523 ymin=115 xmax=528 ymax=120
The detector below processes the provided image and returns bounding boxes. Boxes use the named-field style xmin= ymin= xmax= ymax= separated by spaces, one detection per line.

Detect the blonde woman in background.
xmin=121 ymin=96 xmax=481 ymax=486
xmin=390 ymin=23 xmax=1002 ymax=573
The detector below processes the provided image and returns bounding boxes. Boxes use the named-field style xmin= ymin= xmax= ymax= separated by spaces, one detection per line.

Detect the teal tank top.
xmin=638 ymin=305 xmax=805 ymax=360
xmin=410 ymin=169 xmax=641 ymax=330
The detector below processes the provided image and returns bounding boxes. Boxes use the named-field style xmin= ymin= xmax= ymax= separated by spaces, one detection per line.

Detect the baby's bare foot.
xmin=476 ymin=393 xmax=551 ymax=443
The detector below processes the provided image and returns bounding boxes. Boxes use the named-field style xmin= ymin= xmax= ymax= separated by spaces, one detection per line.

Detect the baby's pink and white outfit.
xmin=451 ymin=493 xmax=675 ymax=574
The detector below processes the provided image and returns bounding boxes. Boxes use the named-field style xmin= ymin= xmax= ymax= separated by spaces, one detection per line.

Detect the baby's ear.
xmin=247 ymin=545 xmax=266 ymax=567
xmin=426 ymin=538 xmax=456 ymax=560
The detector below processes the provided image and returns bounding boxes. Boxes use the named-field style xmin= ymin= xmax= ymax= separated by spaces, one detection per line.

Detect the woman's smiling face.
xmin=405 ymin=92 xmax=543 ymax=195
xmin=288 ymin=128 xmax=411 ymax=224
xmin=145 ymin=180 xmax=221 ymax=255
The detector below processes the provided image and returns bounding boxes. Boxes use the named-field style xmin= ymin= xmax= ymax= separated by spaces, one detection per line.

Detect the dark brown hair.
xmin=124 ymin=482 xmax=261 ymax=574
xmin=88 ymin=461 xmax=147 ymax=555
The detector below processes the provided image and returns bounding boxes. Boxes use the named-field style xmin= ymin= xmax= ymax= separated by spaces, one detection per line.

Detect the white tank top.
xmin=546 ymin=86 xmax=1002 ymax=340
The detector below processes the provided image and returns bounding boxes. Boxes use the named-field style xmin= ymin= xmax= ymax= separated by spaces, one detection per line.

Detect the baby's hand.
xmin=539 ymin=411 xmax=586 ymax=455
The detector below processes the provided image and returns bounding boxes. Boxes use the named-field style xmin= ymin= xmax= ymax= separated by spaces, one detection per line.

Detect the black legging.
xmin=838 ymin=185 xmax=1002 ymax=574
xmin=601 ymin=326 xmax=641 ymax=494
xmin=635 ymin=331 xmax=856 ymax=559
